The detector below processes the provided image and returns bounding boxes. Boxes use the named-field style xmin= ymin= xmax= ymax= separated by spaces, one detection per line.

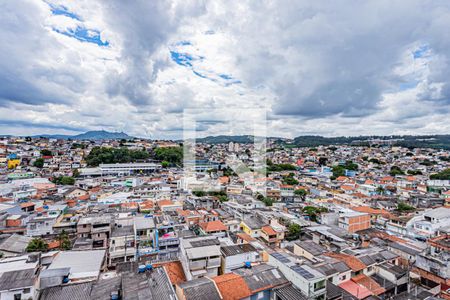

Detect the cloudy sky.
xmin=1 ymin=0 xmax=450 ymax=139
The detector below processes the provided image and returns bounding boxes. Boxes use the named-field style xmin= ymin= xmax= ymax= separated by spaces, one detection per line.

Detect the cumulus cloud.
xmin=1 ymin=0 xmax=450 ymax=138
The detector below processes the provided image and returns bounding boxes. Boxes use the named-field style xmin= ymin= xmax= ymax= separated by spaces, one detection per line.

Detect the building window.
xmin=314 ymin=280 xmax=325 ymax=291
xmin=23 ymin=288 xmax=30 ymax=294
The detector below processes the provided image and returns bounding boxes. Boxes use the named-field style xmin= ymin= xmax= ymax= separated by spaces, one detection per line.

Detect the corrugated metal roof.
xmin=274 ymin=284 xmax=308 ymax=300
xmin=40 ymin=282 xmax=92 ymax=300
xmin=178 ymin=277 xmax=221 ymax=300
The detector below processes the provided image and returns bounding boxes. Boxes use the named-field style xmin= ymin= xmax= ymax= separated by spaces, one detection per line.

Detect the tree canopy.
xmin=26 ymin=238 xmax=48 ymax=252
xmin=285 ymin=223 xmax=301 ymax=241
xmin=41 ymin=149 xmax=52 ymax=156
xmin=52 ymin=176 xmax=75 ymax=185
xmin=33 ymin=158 xmax=44 ymax=168
xmin=86 ymin=146 xmax=150 ymax=166
xmin=389 ymin=166 xmax=404 ymax=176
xmin=430 ymin=168 xmax=450 ymax=180
xmin=153 ymin=147 xmax=183 ymax=165
xmin=397 ymin=202 xmax=415 ymax=212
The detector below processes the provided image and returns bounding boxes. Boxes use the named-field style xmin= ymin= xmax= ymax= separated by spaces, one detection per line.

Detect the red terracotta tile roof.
xmin=160 ymin=261 xmax=186 ymax=285
xmin=158 ymin=199 xmax=173 ymax=207
xmin=213 ymin=273 xmax=252 ymax=300
xmin=262 ymin=226 xmax=277 ymax=236
xmin=325 ymin=252 xmax=366 ymax=272
xmin=339 ymin=280 xmax=372 ymax=299
xmin=336 ymin=176 xmax=349 ymax=181
xmin=77 ymin=194 xmax=89 ymax=201
xmin=351 ymin=206 xmax=389 ymax=216
xmin=199 ymin=220 xmax=227 ymax=232
xmin=352 ymin=273 xmax=385 ymax=295
xmin=139 ymin=201 xmax=154 ymax=210
xmin=341 ymin=185 xmax=356 ymax=191
xmin=48 ymin=240 xmax=60 ymax=249
xmin=236 ymin=232 xmax=256 ymax=243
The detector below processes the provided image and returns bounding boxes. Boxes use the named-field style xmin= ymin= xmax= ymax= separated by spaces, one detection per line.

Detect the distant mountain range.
xmin=32 ymin=130 xmax=132 ymax=140
xmin=196 ymin=134 xmax=450 ymax=149
xmin=3 ymin=130 xmax=450 ymax=149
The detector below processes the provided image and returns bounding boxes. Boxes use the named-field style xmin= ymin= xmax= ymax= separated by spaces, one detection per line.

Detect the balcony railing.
xmin=159 ymin=238 xmax=179 ymax=247
xmin=189 ymin=260 xmax=206 ymax=270
xmin=207 ymin=257 xmax=221 ymax=268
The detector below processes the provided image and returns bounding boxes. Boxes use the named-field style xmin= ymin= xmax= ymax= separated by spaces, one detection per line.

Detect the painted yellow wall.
xmin=7 ymin=159 xmax=20 ymax=169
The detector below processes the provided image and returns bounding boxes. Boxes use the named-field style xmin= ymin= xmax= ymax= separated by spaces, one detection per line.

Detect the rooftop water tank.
xmin=138 ymin=265 xmax=146 ymax=273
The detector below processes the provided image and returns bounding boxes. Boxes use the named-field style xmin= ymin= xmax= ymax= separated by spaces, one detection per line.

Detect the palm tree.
xmin=376 ymin=186 xmax=385 ymax=195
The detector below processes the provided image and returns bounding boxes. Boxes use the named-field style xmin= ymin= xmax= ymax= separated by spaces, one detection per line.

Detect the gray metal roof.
xmin=295 ymin=240 xmax=326 ymax=256
xmin=48 ymin=250 xmax=106 ymax=280
xmin=0 ymin=268 xmax=35 ymax=291
xmin=274 ymin=284 xmax=308 ymax=300
xmin=234 ymin=264 xmax=288 ymax=292
xmin=133 ymin=216 xmax=155 ymax=230
xmin=0 ymin=234 xmax=32 ymax=254
xmin=122 ymin=267 xmax=177 ymax=300
xmin=389 ymin=242 xmax=420 ymax=256
xmin=40 ymin=282 xmax=92 ymax=300
xmin=90 ymin=276 xmax=121 ymax=300
xmin=177 ymin=277 xmax=221 ymax=300
xmin=221 ymin=243 xmax=257 ymax=257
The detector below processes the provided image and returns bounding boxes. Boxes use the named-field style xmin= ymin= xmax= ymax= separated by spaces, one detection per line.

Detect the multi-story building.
xmin=77 ymin=215 xmax=112 ymax=249
xmin=269 ymin=251 xmax=327 ymax=300
xmin=109 ymin=225 xmax=136 ymax=266
xmin=180 ymin=236 xmax=221 ymax=280
xmin=338 ymin=211 xmax=371 ymax=233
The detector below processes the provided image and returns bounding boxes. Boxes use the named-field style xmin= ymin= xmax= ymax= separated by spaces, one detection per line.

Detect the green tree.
xmin=294 ymin=189 xmax=308 ymax=200
xmin=407 ymin=169 xmax=422 ymax=175
xmin=302 ymin=206 xmax=328 ymax=222
xmin=53 ymin=176 xmax=75 ymax=185
xmin=58 ymin=232 xmax=71 ymax=250
xmin=41 ymin=149 xmax=52 ymax=156
xmin=26 ymin=238 xmax=48 ymax=252
xmin=85 ymin=147 xmax=150 ymax=166
xmin=192 ymin=190 xmax=206 ymax=197
xmin=153 ymin=147 xmax=183 ymax=165
xmin=430 ymin=168 xmax=450 ymax=180
xmin=217 ymin=195 xmax=228 ymax=203
xmin=268 ymin=163 xmax=297 ymax=172
xmin=376 ymin=186 xmax=385 ymax=195
xmin=318 ymin=157 xmax=328 ymax=166
xmin=397 ymin=202 xmax=415 ymax=212
xmin=389 ymin=166 xmax=404 ymax=176
xmin=286 ymin=223 xmax=301 ymax=241
xmin=72 ymin=169 xmax=80 ymax=177
xmin=369 ymin=158 xmax=381 ymax=164
xmin=161 ymin=161 xmax=170 ymax=168
xmin=261 ymin=197 xmax=274 ymax=206
xmin=282 ymin=176 xmax=299 ymax=185
xmin=33 ymin=158 xmax=44 ymax=168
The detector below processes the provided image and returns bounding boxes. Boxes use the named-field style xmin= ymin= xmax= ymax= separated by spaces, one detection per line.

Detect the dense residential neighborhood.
xmin=0 ymin=135 xmax=449 ymax=300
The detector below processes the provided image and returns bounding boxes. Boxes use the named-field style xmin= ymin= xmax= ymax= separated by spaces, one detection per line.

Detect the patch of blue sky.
xmin=175 ymin=41 xmax=192 ymax=46
xmin=219 ymin=74 xmax=232 ymax=80
xmin=169 ymin=43 xmax=241 ymax=86
xmin=49 ymin=4 xmax=81 ymax=21
xmin=193 ymin=70 xmax=211 ymax=79
xmin=413 ymin=44 xmax=430 ymax=59
xmin=170 ymin=51 xmax=193 ymax=67
xmin=219 ymin=74 xmax=242 ymax=86
xmin=54 ymin=27 xmax=109 ymax=46
xmin=399 ymin=81 xmax=418 ymax=91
